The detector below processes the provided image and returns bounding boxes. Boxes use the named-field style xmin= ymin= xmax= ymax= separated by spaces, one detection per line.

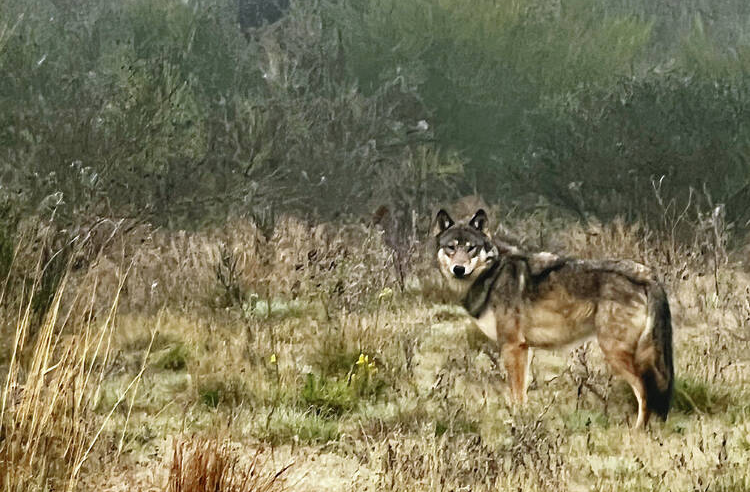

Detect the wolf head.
xmin=433 ymin=209 xmax=498 ymax=284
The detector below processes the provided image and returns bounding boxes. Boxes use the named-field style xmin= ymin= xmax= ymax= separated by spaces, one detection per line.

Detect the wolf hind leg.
xmin=599 ymin=343 xmax=650 ymax=428
xmin=502 ymin=342 xmax=531 ymax=405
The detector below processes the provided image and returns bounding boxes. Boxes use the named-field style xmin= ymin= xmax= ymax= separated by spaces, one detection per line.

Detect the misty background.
xmin=2 ymin=0 xmax=750 ymax=233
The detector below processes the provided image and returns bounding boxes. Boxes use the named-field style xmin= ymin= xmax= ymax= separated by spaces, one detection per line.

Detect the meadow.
xmin=2 ymin=206 xmax=750 ymax=491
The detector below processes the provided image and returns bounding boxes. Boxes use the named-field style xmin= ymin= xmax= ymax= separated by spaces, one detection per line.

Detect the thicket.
xmin=2 ymin=0 xmax=750 ymax=232
xmin=0 ymin=0 xmax=453 ymax=232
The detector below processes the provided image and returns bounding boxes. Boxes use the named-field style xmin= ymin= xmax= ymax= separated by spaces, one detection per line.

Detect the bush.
xmin=301 ymin=353 xmax=383 ymax=417
xmin=0 ymin=0 xmax=456 ymax=228
xmin=4 ymin=0 xmax=750 ymax=232
xmin=515 ymin=74 xmax=750 ymax=225
xmin=330 ymin=0 xmax=652 ymax=184
xmin=329 ymin=0 xmax=750 ymax=226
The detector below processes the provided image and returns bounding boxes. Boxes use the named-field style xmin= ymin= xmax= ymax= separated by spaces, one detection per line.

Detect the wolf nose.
xmin=452 ymin=265 xmax=466 ymax=278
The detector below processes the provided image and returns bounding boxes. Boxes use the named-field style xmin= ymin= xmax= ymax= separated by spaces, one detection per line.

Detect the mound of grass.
xmin=198 ymin=377 xmax=253 ymax=409
xmin=301 ymin=354 xmax=385 ymax=417
xmin=260 ymin=408 xmax=341 ymax=445
xmin=157 ymin=343 xmax=190 ymax=371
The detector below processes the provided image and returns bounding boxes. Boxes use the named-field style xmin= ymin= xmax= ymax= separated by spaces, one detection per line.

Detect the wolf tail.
xmin=637 ymin=283 xmax=674 ymax=420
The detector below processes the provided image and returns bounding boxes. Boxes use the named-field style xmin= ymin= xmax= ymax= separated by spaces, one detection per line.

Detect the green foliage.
xmin=330 ymin=0 xmax=652 ymax=177
xmin=157 ymin=343 xmax=190 ymax=371
xmin=516 ymin=74 xmax=750 ymax=224
xmin=328 ymin=0 xmax=750 ymax=224
xmin=4 ymin=0 xmax=750 ymax=230
xmin=301 ymin=353 xmax=384 ymax=417
xmin=0 ymin=0 xmax=453 ymax=228
xmin=200 ymin=387 xmax=220 ymax=408
xmin=434 ymin=417 xmax=478 ymax=437
xmin=563 ymin=410 xmax=610 ymax=432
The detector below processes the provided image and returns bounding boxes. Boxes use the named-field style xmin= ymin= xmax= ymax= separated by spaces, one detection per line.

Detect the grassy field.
xmin=2 ymin=208 xmax=749 ymax=491
xmin=3 ymin=0 xmax=750 ymax=489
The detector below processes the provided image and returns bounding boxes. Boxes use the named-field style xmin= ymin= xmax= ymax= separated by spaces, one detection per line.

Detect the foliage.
xmin=516 ymin=74 xmax=750 ymax=225
xmin=328 ymin=0 xmax=750 ymax=224
xmin=3 ymin=0 xmax=750 ymax=227
xmin=0 ymin=0 xmax=453 ymax=228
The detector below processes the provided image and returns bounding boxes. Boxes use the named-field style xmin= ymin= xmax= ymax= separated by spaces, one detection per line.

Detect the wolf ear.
xmin=469 ymin=209 xmax=488 ymax=232
xmin=433 ymin=209 xmax=454 ymax=236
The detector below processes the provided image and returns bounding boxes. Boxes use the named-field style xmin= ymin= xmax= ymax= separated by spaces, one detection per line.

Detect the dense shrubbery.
xmin=1 ymin=0 xmax=750 ymax=230
xmin=330 ymin=0 xmax=750 ymax=225
xmin=517 ymin=75 xmax=750 ymax=224
xmin=0 ymin=0 xmax=455 ymax=228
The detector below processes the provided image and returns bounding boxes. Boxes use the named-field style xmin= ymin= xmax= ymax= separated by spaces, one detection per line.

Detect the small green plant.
xmin=200 ymin=390 xmax=220 ymax=409
xmin=563 ymin=409 xmax=610 ymax=432
xmin=198 ymin=377 xmax=252 ymax=409
xmin=157 ymin=344 xmax=190 ymax=371
xmin=301 ymin=353 xmax=383 ymax=417
xmin=434 ymin=417 xmax=478 ymax=437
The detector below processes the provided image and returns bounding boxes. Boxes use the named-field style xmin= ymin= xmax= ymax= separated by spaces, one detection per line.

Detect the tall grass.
xmin=0 ymin=232 xmax=150 ymax=491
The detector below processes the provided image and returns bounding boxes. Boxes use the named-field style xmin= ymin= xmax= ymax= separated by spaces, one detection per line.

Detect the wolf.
xmin=433 ymin=208 xmax=674 ymax=427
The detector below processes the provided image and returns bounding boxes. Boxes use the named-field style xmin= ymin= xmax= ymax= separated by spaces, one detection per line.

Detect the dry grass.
xmin=0 ymin=227 xmax=151 ymax=492
xmin=168 ymin=437 xmax=291 ymax=492
xmin=2 ymin=210 xmax=750 ymax=491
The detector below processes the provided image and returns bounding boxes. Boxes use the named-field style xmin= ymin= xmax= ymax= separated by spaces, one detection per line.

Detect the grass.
xmin=673 ymin=377 xmax=733 ymax=415
xmin=168 ymin=437 xmax=291 ymax=492
xmin=2 ymin=213 xmax=750 ymax=490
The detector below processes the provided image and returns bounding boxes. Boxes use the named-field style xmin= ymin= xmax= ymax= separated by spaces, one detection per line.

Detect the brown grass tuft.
xmin=168 ymin=438 xmax=291 ymax=492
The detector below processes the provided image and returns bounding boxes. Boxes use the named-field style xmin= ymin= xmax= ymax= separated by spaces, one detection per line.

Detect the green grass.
xmin=156 ymin=343 xmax=190 ymax=371
xmin=197 ymin=377 xmax=254 ymax=409
xmin=673 ymin=377 xmax=732 ymax=415
xmin=563 ymin=410 xmax=610 ymax=432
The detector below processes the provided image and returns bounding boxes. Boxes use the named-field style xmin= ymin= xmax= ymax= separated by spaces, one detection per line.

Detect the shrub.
xmin=516 ymin=74 xmax=750 ymax=226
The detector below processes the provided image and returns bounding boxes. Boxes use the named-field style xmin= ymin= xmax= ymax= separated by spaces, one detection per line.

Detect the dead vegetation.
xmin=168 ymin=438 xmax=290 ymax=492
xmin=1 ymin=209 xmax=749 ymax=491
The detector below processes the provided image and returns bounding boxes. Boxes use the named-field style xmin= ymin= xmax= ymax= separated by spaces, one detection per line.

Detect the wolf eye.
xmin=467 ymin=245 xmax=476 ymax=253
xmin=445 ymin=245 xmax=455 ymax=254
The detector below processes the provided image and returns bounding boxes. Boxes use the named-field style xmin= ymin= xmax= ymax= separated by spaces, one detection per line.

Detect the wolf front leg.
xmin=501 ymin=341 xmax=530 ymax=404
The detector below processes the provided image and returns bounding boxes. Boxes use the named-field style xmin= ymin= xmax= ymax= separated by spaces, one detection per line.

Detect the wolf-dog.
xmin=433 ymin=209 xmax=674 ymax=427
